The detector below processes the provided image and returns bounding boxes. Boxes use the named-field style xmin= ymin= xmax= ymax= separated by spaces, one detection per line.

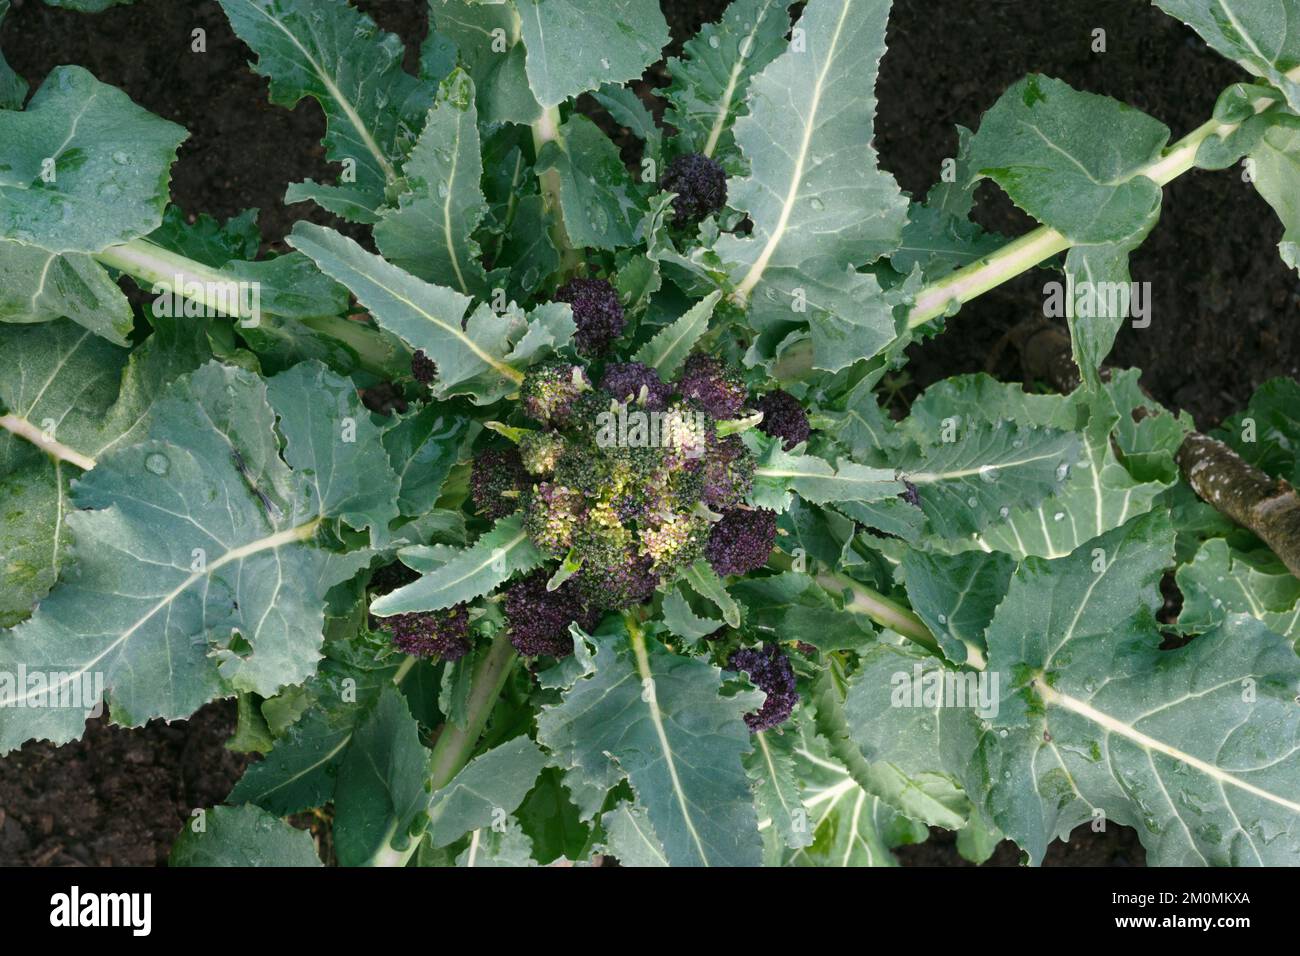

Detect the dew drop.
xmin=1055 ymin=462 xmax=1070 ymax=481
xmin=966 ymin=495 xmax=977 ymax=508
xmin=999 ymin=729 xmax=1009 ymax=738
xmin=998 ymin=506 xmax=1010 ymax=518
xmin=979 ymin=464 xmax=998 ymax=483
xmin=937 ymin=613 xmax=947 ymax=625
xmin=144 ymin=452 xmax=170 ymax=476
xmin=808 ymin=196 xmax=825 ymax=211
xmin=1053 ymin=511 xmax=1065 ymax=522
xmin=600 ymin=57 xmax=611 ymax=69
xmin=708 ymin=34 xmax=720 ymax=49
xmin=111 ymin=151 xmax=130 ymax=165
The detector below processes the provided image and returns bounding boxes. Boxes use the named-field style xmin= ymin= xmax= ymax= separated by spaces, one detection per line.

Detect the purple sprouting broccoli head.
xmin=705 ymin=507 xmax=777 ymax=577
xmin=471 ymin=446 xmax=528 ymax=519
xmin=677 ymin=352 xmax=748 ymax=420
xmin=599 ymin=361 xmax=672 ymax=410
xmin=661 ymin=153 xmax=727 ymax=225
xmin=555 ymin=277 xmax=625 ymax=355
xmin=381 ymin=605 xmax=473 ymax=661
xmin=521 ymin=360 xmax=590 ymax=427
xmin=756 ymin=389 xmax=810 ymax=450
xmin=503 ymin=571 xmax=602 ymax=658
xmin=727 ymin=644 xmax=798 ymax=731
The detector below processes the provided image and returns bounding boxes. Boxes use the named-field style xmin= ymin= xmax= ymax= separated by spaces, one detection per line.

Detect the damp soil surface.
xmin=2 ymin=0 xmax=1292 ymax=867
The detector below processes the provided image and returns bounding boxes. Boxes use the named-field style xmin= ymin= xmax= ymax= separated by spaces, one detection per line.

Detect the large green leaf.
xmin=0 ymin=66 xmax=187 ymax=254
xmin=978 ymin=512 xmax=1300 ymax=865
xmin=536 ymin=619 xmax=764 ymax=866
xmin=900 ymin=549 xmax=1014 ymax=664
xmin=217 ymin=0 xmax=434 ymax=222
xmin=1063 ymin=239 xmax=1141 ymax=390
xmin=662 ymin=0 xmax=793 ymax=166
xmin=0 ymin=361 xmax=394 ymax=750
xmin=0 ymin=242 xmax=132 ymax=344
xmin=0 ymin=317 xmax=214 ymax=627
xmin=169 ymin=805 xmax=322 ymax=867
xmin=966 ymin=74 xmax=1170 ymax=244
xmin=1176 ymin=538 xmax=1300 ymax=648
xmin=374 ymin=69 xmax=491 ymax=297
xmin=718 ymin=0 xmax=908 ymax=367
xmin=1152 ymin=0 xmax=1300 ymax=114
xmin=516 ymin=0 xmax=669 ymax=108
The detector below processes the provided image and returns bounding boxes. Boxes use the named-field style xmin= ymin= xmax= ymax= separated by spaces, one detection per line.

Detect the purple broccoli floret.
xmin=677 ymin=352 xmax=748 ymax=420
xmin=381 ymin=605 xmax=473 ymax=661
xmin=599 ymin=361 xmax=672 ymax=410
xmin=574 ymin=552 xmax=661 ymax=610
xmin=411 ymin=350 xmax=437 ymax=386
xmin=503 ymin=571 xmax=603 ymax=657
xmin=521 ymin=360 xmax=591 ymax=427
xmin=756 ymin=389 xmax=810 ymax=450
xmin=727 ymin=644 xmax=798 ymax=731
xmin=661 ymin=153 xmax=728 ymax=225
xmin=555 ymin=277 xmax=625 ymax=355
xmin=700 ymin=435 xmax=755 ymax=510
xmin=471 ymin=446 xmax=528 ymax=519
xmin=705 ymin=507 xmax=777 ymax=577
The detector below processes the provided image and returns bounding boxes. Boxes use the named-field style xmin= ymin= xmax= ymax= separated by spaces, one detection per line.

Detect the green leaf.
xmin=1063 ymin=239 xmax=1141 ymax=390
xmin=0 ymin=362 xmax=393 ymax=750
xmin=662 ymin=0 xmax=793 ymax=166
xmin=599 ymin=801 xmax=668 ymax=866
xmin=382 ymin=405 xmax=468 ymax=518
xmin=747 ymin=727 xmax=813 ymax=849
xmin=979 ymin=512 xmax=1300 ymax=865
xmin=169 ymin=805 xmax=321 ymax=867
xmin=900 ymin=550 xmax=1013 ymax=664
xmin=661 ymin=584 xmax=724 ymax=640
xmin=682 ymin=559 xmax=741 ymax=628
xmin=536 ymin=619 xmax=763 ymax=866
xmin=427 ymin=735 xmax=548 ymax=847
xmin=536 ymin=115 xmax=645 ymax=251
xmin=718 ymin=0 xmax=908 ymax=358
xmin=430 ymin=0 xmax=541 ymax=125
xmin=228 ymin=646 xmax=405 ymax=815
xmin=746 ymin=430 xmax=901 ymax=512
xmin=0 ymin=1 xmax=26 ymax=111
xmin=289 ymin=222 xmax=562 ymax=404
xmin=371 ymin=515 xmax=546 ymax=614
xmin=455 ymin=818 xmax=537 ymax=866
xmin=374 ymin=69 xmax=490 ymax=297
xmin=1248 ymin=121 xmax=1300 ymax=275
xmin=894 ymin=420 xmax=1081 ymax=539
xmin=1152 ymin=0 xmax=1300 ymax=114
xmin=1216 ymin=377 xmax=1300 ymax=482
xmin=516 ymin=766 xmax=592 ymax=863
xmin=217 ymin=0 xmax=434 ymax=222
xmin=967 ymin=74 xmax=1170 ymax=244
xmin=516 ymin=0 xmax=669 ymax=108
xmin=0 ymin=242 xmax=132 ymax=344
xmin=333 ymin=686 xmax=431 ymax=866
xmin=0 ymin=66 xmax=187 ymax=254
xmin=784 ymin=711 xmax=928 ymax=866
xmin=632 ymin=291 xmax=720 ymax=376
xmin=0 ymin=316 xmax=214 ymax=627
xmin=731 ymin=572 xmax=874 ymax=652
xmin=1176 ymin=538 xmax=1300 ymax=647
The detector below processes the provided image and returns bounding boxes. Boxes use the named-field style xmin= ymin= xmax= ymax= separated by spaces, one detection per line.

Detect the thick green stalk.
xmin=427 ymin=629 xmax=520 ymax=792
xmin=906 ymin=79 xmax=1295 ymax=327
xmin=814 ymin=569 xmax=940 ymax=656
xmin=530 ymin=104 xmax=581 ymax=276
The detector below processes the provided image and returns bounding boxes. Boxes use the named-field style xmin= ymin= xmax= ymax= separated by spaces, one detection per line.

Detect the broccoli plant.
xmin=0 ymin=0 xmax=1298 ymax=868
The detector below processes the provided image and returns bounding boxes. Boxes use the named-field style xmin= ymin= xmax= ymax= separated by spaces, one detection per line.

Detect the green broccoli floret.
xmin=519 ymin=430 xmax=565 ymax=476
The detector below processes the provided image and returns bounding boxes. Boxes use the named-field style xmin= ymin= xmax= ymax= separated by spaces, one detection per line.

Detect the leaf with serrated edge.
xmin=537 ymin=618 xmax=763 ymax=866
xmin=632 ymin=291 xmax=720 ymax=376
xmin=169 ymin=805 xmax=322 ymax=867
xmin=427 ymin=735 xmax=548 ymax=848
xmin=0 ymin=66 xmax=187 ymax=254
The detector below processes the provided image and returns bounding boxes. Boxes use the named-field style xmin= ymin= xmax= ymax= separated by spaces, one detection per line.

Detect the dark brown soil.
xmin=2 ymin=0 xmax=1288 ymax=867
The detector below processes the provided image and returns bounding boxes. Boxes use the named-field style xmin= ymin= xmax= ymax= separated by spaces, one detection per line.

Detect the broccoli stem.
xmin=530 ymin=104 xmax=581 ymax=278
xmin=906 ymin=74 xmax=1297 ymax=328
xmin=814 ymin=569 xmax=942 ymax=657
xmin=93 ymin=239 xmax=405 ymax=378
xmin=374 ymin=630 xmax=519 ymax=867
